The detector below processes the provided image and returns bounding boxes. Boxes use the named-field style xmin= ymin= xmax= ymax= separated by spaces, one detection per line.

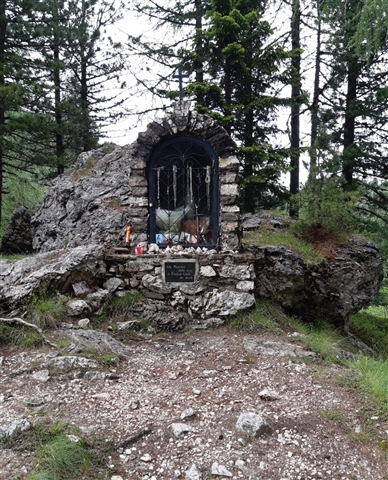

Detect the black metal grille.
xmin=149 ymin=138 xmax=218 ymax=246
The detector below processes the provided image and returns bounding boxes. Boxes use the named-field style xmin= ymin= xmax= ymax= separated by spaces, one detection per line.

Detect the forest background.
xmin=1 ymin=0 xmax=388 ymax=258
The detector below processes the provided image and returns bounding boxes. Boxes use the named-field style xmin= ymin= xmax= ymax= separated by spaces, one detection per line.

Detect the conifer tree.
xmin=187 ymin=0 xmax=292 ymax=212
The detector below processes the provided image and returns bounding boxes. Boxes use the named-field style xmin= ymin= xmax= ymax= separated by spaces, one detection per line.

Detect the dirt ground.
xmin=0 ymin=327 xmax=387 ymax=480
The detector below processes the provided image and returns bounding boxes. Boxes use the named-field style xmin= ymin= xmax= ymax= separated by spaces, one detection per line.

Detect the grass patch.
xmin=81 ymin=346 xmax=117 ymax=367
xmin=101 ymin=291 xmax=144 ymax=322
xmin=0 ymin=253 xmax=33 ymax=261
xmin=231 ymin=299 xmax=291 ymax=333
xmin=304 ymin=321 xmax=344 ymax=363
xmin=243 ymin=222 xmax=324 ymax=265
xmin=0 ymin=421 xmax=112 ymax=480
xmin=0 ymin=323 xmax=43 ymax=348
xmin=28 ymin=295 xmax=67 ymax=329
xmin=349 ymin=305 xmax=388 ymax=357
xmin=319 ymin=409 xmax=348 ymax=423
xmin=347 ymin=356 xmax=388 ymax=413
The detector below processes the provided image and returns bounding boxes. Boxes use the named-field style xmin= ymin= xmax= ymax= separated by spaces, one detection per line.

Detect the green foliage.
xmin=190 ymin=0 xmax=292 ymax=212
xmin=102 ymin=291 xmax=144 ymax=321
xmin=350 ymin=303 xmax=388 ymax=357
xmin=0 ymin=324 xmax=42 ymax=348
xmin=1 ymin=421 xmax=111 ymax=480
xmin=291 ymin=176 xmax=361 ymax=244
xmin=319 ymin=409 xmax=348 ymax=423
xmin=347 ymin=356 xmax=388 ymax=412
xmin=242 ymin=216 xmax=324 ymax=265
xmin=81 ymin=346 xmax=117 ymax=368
xmin=0 ymin=167 xmax=47 ymax=238
xmin=304 ymin=321 xmax=343 ymax=363
xmin=356 ymin=182 xmax=388 ymax=263
xmin=28 ymin=437 xmax=85 ymax=480
xmin=351 ymin=0 xmax=388 ymax=57
xmin=0 ymin=253 xmax=32 ymax=261
xmin=28 ymin=295 xmax=67 ymax=329
xmin=231 ymin=298 xmax=290 ymax=333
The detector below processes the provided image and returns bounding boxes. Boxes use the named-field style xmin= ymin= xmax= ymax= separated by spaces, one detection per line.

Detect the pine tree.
xmin=188 ymin=0 xmax=292 ymax=212
xmin=0 ymin=0 xmax=53 ymax=224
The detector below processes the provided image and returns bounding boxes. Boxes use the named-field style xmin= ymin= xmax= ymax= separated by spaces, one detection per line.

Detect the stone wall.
xmin=0 ymin=237 xmax=383 ymax=329
xmin=104 ymin=251 xmax=256 ymax=326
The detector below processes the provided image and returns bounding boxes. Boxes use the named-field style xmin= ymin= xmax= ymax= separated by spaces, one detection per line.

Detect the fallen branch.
xmin=116 ymin=427 xmax=152 ymax=450
xmin=0 ymin=316 xmax=57 ymax=349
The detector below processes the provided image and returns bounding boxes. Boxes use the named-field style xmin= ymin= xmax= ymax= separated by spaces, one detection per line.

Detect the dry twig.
xmin=0 ymin=316 xmax=57 ymax=349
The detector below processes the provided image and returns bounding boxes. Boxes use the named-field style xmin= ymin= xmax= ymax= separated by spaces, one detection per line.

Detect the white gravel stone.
xmin=140 ymin=453 xmax=152 ymax=462
xmin=91 ymin=393 xmax=111 ymax=401
xmin=32 ymin=369 xmax=50 ymax=382
xmin=211 ymin=462 xmax=233 ymax=477
xmin=236 ymin=411 xmax=271 ymax=437
xmin=171 ymin=423 xmax=192 ymax=438
xmin=185 ymin=463 xmax=202 ymax=480
xmin=66 ymin=299 xmax=91 ymax=317
xmin=181 ymin=408 xmax=196 ymax=420
xmin=78 ymin=318 xmax=90 ymax=328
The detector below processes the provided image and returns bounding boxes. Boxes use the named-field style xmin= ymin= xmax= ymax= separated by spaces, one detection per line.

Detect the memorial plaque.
xmin=164 ymin=260 xmax=198 ymax=283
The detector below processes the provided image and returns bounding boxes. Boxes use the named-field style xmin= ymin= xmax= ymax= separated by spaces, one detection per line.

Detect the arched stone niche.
xmin=129 ymin=101 xmax=242 ymax=251
xmin=31 ymin=101 xmax=241 ymax=253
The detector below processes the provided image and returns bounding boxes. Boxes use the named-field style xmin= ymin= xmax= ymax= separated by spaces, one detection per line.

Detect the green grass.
xmin=29 ymin=295 xmax=67 ymax=329
xmin=101 ymin=291 xmax=144 ymax=322
xmin=319 ymin=409 xmax=348 ymax=423
xmin=347 ymin=356 xmax=388 ymax=413
xmin=304 ymin=321 xmax=345 ymax=363
xmin=0 ymin=253 xmax=33 ymax=261
xmin=0 ymin=323 xmax=43 ymax=348
xmin=0 ymin=421 xmax=112 ymax=480
xmin=81 ymin=346 xmax=117 ymax=367
xmin=350 ymin=304 xmax=388 ymax=358
xmin=243 ymin=224 xmax=324 ymax=265
xmin=231 ymin=299 xmax=286 ymax=333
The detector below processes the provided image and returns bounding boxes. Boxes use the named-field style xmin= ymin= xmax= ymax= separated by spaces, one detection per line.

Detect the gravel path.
xmin=1 ymin=329 xmax=387 ymax=479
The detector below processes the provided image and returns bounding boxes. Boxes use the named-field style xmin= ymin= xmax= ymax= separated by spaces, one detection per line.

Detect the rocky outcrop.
xmin=0 ymin=244 xmax=106 ymax=306
xmin=31 ymin=146 xmax=132 ymax=253
xmin=1 ymin=205 xmax=33 ymax=254
xmin=249 ymin=238 xmax=384 ymax=324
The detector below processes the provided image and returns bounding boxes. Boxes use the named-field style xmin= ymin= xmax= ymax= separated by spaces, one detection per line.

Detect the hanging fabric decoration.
xmin=173 ymin=164 xmax=178 ymax=209
xmin=205 ymin=165 xmax=211 ymax=212
xmin=156 ymin=167 xmax=161 ymax=208
xmin=189 ymin=167 xmax=193 ymax=205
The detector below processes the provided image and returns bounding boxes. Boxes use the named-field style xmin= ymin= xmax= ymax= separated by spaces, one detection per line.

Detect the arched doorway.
xmin=149 ymin=136 xmax=219 ymax=247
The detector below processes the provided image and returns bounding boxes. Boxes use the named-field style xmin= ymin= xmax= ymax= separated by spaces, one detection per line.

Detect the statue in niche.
xmin=149 ymin=136 xmax=219 ymax=247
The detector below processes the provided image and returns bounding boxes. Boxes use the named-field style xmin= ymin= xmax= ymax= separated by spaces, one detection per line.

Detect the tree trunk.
xmin=53 ymin=2 xmax=64 ymax=175
xmin=309 ymin=5 xmax=321 ymax=182
xmin=289 ymin=0 xmax=300 ymax=217
xmin=0 ymin=0 xmax=6 ymax=224
xmin=80 ymin=0 xmax=91 ymax=152
xmin=243 ymin=108 xmax=255 ymax=213
xmin=194 ymin=0 xmax=204 ymax=104
xmin=224 ymin=59 xmax=232 ymax=136
xmin=342 ymin=56 xmax=358 ymax=187
xmin=80 ymin=54 xmax=91 ymax=151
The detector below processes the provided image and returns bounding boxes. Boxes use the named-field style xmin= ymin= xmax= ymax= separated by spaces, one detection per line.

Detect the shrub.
xmin=291 ymin=176 xmax=361 ymax=245
xmin=28 ymin=295 xmax=66 ymax=329
xmin=102 ymin=291 xmax=144 ymax=321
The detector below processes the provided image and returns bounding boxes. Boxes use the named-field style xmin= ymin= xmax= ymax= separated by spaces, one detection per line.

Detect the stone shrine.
xmin=32 ymin=101 xmax=241 ymax=253
xmin=3 ymin=101 xmax=379 ymax=328
xmin=30 ymin=101 xmax=257 ymax=324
